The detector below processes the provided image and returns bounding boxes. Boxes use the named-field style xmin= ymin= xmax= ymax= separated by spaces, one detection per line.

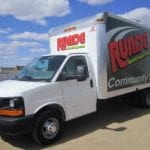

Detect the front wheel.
xmin=32 ymin=110 xmax=63 ymax=145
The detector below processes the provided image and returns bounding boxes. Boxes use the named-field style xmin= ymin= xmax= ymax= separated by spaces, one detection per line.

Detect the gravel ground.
xmin=0 ymin=100 xmax=150 ymax=150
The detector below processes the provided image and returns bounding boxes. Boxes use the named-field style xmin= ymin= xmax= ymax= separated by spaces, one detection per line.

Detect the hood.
xmin=0 ymin=80 xmax=47 ymax=97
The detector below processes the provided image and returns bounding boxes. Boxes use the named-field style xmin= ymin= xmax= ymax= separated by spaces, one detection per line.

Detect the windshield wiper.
xmin=11 ymin=76 xmax=18 ymax=80
xmin=12 ymin=75 xmax=51 ymax=82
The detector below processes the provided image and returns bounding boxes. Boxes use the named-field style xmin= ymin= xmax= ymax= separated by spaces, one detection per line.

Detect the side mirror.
xmin=59 ymin=65 xmax=87 ymax=81
xmin=76 ymin=65 xmax=87 ymax=81
xmin=60 ymin=72 xmax=76 ymax=81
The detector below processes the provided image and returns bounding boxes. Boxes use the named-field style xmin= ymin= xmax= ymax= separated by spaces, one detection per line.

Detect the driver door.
xmin=60 ymin=55 xmax=96 ymax=120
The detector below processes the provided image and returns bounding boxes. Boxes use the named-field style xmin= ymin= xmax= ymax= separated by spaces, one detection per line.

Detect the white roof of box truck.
xmin=49 ymin=12 xmax=105 ymax=37
xmin=49 ymin=12 xmax=150 ymax=37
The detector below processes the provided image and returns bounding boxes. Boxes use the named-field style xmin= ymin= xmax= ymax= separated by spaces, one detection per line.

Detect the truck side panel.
xmin=106 ymin=14 xmax=150 ymax=98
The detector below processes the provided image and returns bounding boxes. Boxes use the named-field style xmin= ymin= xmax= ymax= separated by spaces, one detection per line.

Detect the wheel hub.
xmin=42 ymin=118 xmax=59 ymax=139
xmin=47 ymin=123 xmax=57 ymax=133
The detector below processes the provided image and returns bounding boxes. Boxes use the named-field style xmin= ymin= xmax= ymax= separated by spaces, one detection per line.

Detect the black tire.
xmin=139 ymin=90 xmax=150 ymax=108
xmin=32 ymin=110 xmax=63 ymax=145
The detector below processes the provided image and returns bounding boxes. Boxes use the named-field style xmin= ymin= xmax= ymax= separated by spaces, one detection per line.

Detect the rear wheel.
xmin=139 ymin=90 xmax=150 ymax=108
xmin=32 ymin=110 xmax=63 ymax=145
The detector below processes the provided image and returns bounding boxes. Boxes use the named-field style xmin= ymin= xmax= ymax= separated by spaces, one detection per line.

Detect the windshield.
xmin=14 ymin=56 xmax=66 ymax=82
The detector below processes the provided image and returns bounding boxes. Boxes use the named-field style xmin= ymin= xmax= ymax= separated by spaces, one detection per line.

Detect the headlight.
xmin=9 ymin=100 xmax=15 ymax=108
xmin=9 ymin=98 xmax=24 ymax=109
xmin=0 ymin=97 xmax=24 ymax=117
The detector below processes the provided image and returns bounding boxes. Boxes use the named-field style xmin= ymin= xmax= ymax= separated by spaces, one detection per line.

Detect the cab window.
xmin=59 ymin=56 xmax=89 ymax=81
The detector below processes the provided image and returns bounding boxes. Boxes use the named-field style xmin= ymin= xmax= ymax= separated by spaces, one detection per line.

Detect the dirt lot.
xmin=0 ymin=99 xmax=150 ymax=150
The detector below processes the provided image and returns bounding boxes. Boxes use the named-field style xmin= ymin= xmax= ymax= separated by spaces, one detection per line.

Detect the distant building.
xmin=0 ymin=67 xmax=15 ymax=72
xmin=0 ymin=66 xmax=24 ymax=73
xmin=15 ymin=66 xmax=24 ymax=71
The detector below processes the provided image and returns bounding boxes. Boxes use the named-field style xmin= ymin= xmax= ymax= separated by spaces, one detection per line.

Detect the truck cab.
xmin=0 ymin=53 xmax=97 ymax=145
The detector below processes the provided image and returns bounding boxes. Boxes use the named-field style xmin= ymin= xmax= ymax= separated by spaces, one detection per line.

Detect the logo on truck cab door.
xmin=57 ymin=32 xmax=85 ymax=51
xmin=108 ymin=32 xmax=149 ymax=73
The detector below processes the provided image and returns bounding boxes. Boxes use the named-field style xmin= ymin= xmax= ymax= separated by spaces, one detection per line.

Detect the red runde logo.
xmin=57 ymin=32 xmax=85 ymax=51
xmin=108 ymin=32 xmax=149 ymax=73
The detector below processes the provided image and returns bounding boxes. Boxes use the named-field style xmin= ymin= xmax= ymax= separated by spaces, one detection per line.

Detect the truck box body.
xmin=49 ymin=12 xmax=150 ymax=99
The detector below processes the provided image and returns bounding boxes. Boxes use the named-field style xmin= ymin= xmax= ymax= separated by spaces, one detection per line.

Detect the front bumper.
xmin=0 ymin=115 xmax=34 ymax=135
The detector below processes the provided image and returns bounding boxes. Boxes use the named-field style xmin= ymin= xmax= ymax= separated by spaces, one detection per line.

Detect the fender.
xmin=34 ymin=103 xmax=66 ymax=121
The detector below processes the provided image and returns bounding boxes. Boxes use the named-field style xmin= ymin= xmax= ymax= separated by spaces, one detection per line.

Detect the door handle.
xmin=90 ymin=79 xmax=93 ymax=88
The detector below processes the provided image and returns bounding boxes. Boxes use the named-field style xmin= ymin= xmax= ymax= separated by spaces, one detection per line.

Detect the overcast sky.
xmin=0 ymin=0 xmax=150 ymax=67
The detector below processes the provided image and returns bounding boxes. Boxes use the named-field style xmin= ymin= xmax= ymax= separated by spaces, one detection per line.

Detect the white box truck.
xmin=0 ymin=12 xmax=150 ymax=145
